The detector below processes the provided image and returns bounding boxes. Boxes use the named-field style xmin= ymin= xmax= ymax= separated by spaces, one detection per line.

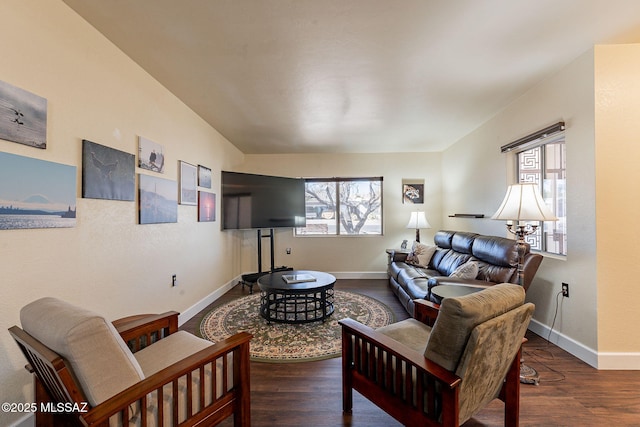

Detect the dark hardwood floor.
xmin=181 ymin=279 xmax=640 ymax=426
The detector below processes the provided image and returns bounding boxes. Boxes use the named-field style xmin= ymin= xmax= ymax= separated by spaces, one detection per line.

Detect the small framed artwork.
xmin=0 ymin=80 xmax=47 ymax=149
xmin=138 ymin=174 xmax=177 ymax=224
xmin=402 ymin=179 xmax=424 ymax=204
xmin=82 ymin=139 xmax=135 ymax=201
xmin=198 ymin=191 xmax=216 ymax=222
xmin=138 ymin=136 xmax=165 ymax=173
xmin=198 ymin=165 xmax=212 ymax=188
xmin=179 ymin=161 xmax=197 ymax=205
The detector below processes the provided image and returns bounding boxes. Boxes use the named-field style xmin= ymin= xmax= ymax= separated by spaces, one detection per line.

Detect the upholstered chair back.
xmin=424 ymin=283 xmax=534 ymax=424
xmin=20 ymin=297 xmax=144 ymax=406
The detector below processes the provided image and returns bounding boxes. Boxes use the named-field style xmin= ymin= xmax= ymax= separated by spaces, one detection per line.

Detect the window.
xmin=296 ymin=177 xmax=383 ymax=236
xmin=516 ymin=135 xmax=566 ymax=255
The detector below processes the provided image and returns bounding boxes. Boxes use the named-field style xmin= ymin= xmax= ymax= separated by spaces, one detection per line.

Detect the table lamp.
xmin=406 ymin=211 xmax=431 ymax=242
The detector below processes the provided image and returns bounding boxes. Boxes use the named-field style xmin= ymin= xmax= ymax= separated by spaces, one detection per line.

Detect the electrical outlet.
xmin=562 ymin=282 xmax=569 ymax=298
xmin=286 ymin=248 xmax=292 ymax=254
xmin=172 ymin=274 xmax=177 ymax=287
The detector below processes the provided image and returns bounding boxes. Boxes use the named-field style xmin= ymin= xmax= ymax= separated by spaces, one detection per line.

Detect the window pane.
xmin=543 ymin=141 xmax=566 ymax=255
xmin=297 ymin=181 xmax=336 ymax=235
xmin=338 ymin=180 xmax=382 ymax=235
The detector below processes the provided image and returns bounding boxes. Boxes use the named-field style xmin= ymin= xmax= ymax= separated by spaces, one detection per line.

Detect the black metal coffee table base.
xmin=257 ymin=270 xmax=336 ymax=324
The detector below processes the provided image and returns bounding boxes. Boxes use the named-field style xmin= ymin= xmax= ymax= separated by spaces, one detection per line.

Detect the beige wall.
xmin=595 ymin=44 xmax=640 ymax=365
xmin=0 ymin=2 xmax=244 ymax=425
xmin=236 ymin=152 xmax=442 ymax=275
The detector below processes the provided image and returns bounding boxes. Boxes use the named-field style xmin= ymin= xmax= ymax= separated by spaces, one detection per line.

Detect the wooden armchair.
xmin=340 ymin=283 xmax=534 ymax=427
xmin=9 ymin=297 xmax=252 ymax=426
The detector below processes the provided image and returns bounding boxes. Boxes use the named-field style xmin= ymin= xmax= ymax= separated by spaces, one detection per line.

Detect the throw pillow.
xmin=449 ymin=261 xmax=479 ymax=279
xmin=407 ymin=242 xmax=436 ymax=268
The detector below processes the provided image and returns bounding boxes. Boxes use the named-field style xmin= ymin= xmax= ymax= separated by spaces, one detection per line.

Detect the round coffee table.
xmin=429 ymin=284 xmax=484 ymax=304
xmin=257 ymin=270 xmax=336 ymax=324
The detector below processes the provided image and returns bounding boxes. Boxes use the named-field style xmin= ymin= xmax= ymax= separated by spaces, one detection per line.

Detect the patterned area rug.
xmin=199 ymin=290 xmax=394 ymax=363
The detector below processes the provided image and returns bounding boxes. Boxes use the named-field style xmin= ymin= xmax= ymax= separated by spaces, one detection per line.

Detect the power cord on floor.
xmin=522 ymin=290 xmax=567 ymax=383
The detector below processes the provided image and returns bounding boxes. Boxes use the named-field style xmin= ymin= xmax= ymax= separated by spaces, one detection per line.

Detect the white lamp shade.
xmin=406 ymin=211 xmax=431 ymax=229
xmin=492 ymin=183 xmax=558 ymax=221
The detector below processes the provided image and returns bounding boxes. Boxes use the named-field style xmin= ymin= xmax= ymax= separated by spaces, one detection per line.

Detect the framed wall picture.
xmin=138 ymin=136 xmax=165 ymax=173
xmin=0 ymin=152 xmax=76 ymax=229
xmin=0 ymin=80 xmax=47 ymax=149
xmin=82 ymin=140 xmax=135 ymax=201
xmin=179 ymin=161 xmax=197 ymax=205
xmin=198 ymin=191 xmax=216 ymax=222
xmin=198 ymin=165 xmax=212 ymax=188
xmin=138 ymin=174 xmax=177 ymax=224
xmin=402 ymin=179 xmax=424 ymax=204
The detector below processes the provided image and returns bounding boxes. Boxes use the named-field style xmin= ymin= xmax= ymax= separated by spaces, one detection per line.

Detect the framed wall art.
xmin=198 ymin=191 xmax=216 ymax=222
xmin=198 ymin=165 xmax=212 ymax=188
xmin=179 ymin=161 xmax=197 ymax=205
xmin=138 ymin=136 xmax=165 ymax=173
xmin=0 ymin=80 xmax=47 ymax=149
xmin=402 ymin=179 xmax=424 ymax=204
xmin=82 ymin=140 xmax=135 ymax=201
xmin=138 ymin=174 xmax=177 ymax=224
xmin=0 ymin=152 xmax=76 ymax=229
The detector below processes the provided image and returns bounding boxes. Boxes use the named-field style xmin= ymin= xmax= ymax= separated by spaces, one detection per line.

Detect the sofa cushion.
xmin=472 ymin=235 xmax=520 ymax=267
xmin=449 ymin=261 xmax=479 ymax=279
xmin=406 ymin=242 xmax=437 ymax=267
xmin=451 ymin=232 xmax=478 ymax=254
xmin=424 ymin=283 xmax=526 ymax=372
xmin=377 ymin=318 xmax=432 ymax=353
xmin=435 ymin=250 xmax=472 ymax=276
xmin=20 ymin=297 xmax=145 ymax=406
xmin=433 ymin=230 xmax=455 ymax=249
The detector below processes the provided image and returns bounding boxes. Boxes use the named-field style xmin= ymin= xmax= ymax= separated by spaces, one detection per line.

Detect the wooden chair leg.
xmin=503 ymin=348 xmax=522 ymax=427
xmin=342 ymin=333 xmax=353 ymax=413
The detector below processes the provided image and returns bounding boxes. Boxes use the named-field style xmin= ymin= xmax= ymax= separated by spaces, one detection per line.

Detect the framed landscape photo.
xmin=179 ymin=161 xmax=197 ymax=205
xmin=82 ymin=140 xmax=135 ymax=201
xmin=0 ymin=80 xmax=47 ymax=149
xmin=138 ymin=136 xmax=165 ymax=173
xmin=0 ymin=152 xmax=76 ymax=229
xmin=198 ymin=165 xmax=212 ymax=188
xmin=138 ymin=174 xmax=177 ymax=224
xmin=198 ymin=191 xmax=216 ymax=222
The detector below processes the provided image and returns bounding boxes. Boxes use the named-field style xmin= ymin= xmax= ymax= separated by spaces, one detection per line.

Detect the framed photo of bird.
xmin=0 ymin=79 xmax=47 ymax=149
xmin=82 ymin=140 xmax=135 ymax=201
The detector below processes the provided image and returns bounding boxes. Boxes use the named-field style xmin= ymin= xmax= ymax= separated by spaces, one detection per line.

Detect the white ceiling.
xmin=62 ymin=0 xmax=640 ymax=154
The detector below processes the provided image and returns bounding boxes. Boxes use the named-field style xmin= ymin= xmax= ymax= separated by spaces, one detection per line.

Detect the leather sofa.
xmin=388 ymin=230 xmax=543 ymax=316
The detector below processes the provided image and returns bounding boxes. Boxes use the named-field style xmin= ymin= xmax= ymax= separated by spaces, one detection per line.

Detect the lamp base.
xmin=520 ymin=362 xmax=540 ymax=385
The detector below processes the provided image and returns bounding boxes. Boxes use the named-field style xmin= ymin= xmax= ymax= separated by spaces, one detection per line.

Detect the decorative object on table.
xmin=179 ymin=161 xmax=197 ymax=205
xmin=137 ymin=136 xmax=165 ymax=173
xmin=0 ymin=80 xmax=47 ymax=149
xmin=198 ymin=164 xmax=212 ymax=188
xmin=197 ymin=191 xmax=216 ymax=222
xmin=0 ymin=152 xmax=76 ymax=230
xmin=401 ymin=239 xmax=408 ymax=250
xmin=82 ymin=140 xmax=135 ymax=201
xmin=492 ymin=182 xmax=558 ymax=386
xmin=402 ymin=179 xmax=424 ymax=204
xmin=199 ymin=290 xmax=394 ymax=363
xmin=406 ymin=211 xmax=431 ymax=242
xmin=138 ymin=174 xmax=177 ymax=224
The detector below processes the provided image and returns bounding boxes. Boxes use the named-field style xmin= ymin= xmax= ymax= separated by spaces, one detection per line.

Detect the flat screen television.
xmin=221 ymin=171 xmax=306 ymax=230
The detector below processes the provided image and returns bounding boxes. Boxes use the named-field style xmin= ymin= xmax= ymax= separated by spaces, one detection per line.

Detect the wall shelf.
xmin=448 ymin=214 xmax=485 ymax=218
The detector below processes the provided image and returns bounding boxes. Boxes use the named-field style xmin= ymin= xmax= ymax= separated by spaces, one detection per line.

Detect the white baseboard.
xmin=528 ymin=318 xmax=640 ymax=369
xmin=178 ymin=275 xmax=242 ymax=327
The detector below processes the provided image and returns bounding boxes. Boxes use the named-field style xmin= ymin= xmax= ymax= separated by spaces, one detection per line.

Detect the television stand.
xmin=240 ymin=229 xmax=292 ymax=294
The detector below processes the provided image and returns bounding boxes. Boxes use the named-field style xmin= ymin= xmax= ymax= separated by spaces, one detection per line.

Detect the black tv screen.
xmin=221 ymin=171 xmax=306 ymax=230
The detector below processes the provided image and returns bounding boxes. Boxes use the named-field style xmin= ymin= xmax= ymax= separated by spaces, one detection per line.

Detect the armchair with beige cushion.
xmin=340 ymin=283 xmax=534 ymax=427
xmin=9 ymin=297 xmax=252 ymax=427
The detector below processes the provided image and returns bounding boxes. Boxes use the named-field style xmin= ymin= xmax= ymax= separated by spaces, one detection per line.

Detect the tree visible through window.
xmin=517 ymin=136 xmax=566 ymax=255
xmin=296 ymin=177 xmax=383 ymax=236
